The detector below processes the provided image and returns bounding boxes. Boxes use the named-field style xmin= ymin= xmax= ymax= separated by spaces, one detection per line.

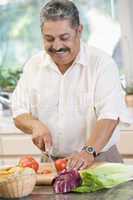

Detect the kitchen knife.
xmin=41 ymin=149 xmax=57 ymax=174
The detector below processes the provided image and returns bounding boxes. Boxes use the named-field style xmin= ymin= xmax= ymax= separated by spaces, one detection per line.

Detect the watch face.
xmin=82 ymin=146 xmax=97 ymax=157
xmin=87 ymin=147 xmax=94 ymax=153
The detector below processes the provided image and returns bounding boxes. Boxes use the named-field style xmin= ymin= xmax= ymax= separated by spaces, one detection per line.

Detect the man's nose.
xmin=52 ymin=38 xmax=62 ymax=50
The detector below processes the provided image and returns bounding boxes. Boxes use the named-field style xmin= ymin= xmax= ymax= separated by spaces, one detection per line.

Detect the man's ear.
xmin=77 ymin=24 xmax=83 ymax=37
xmin=78 ymin=24 xmax=83 ymax=36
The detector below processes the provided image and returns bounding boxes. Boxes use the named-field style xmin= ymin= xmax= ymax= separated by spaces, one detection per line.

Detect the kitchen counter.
xmin=2 ymin=181 xmax=132 ymax=200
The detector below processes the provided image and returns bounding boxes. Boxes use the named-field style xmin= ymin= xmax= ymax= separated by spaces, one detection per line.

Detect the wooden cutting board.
xmin=36 ymin=161 xmax=106 ymax=186
xmin=36 ymin=163 xmax=57 ymax=186
xmin=36 ymin=173 xmax=57 ymax=185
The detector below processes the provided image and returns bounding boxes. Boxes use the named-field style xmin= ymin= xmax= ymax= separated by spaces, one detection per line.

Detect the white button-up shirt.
xmin=11 ymin=42 xmax=132 ymax=157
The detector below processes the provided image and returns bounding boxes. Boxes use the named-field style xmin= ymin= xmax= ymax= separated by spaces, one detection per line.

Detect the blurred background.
xmin=0 ymin=0 xmax=123 ymax=94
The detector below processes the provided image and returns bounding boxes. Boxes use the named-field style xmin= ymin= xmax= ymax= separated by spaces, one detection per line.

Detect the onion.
xmin=52 ymin=169 xmax=82 ymax=193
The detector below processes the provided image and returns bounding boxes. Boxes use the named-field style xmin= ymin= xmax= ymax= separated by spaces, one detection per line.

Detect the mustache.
xmin=48 ymin=47 xmax=70 ymax=53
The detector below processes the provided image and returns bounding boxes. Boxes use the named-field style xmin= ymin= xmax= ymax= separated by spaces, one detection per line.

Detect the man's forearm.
xmin=86 ymin=119 xmax=119 ymax=154
xmin=14 ymin=113 xmax=40 ymax=134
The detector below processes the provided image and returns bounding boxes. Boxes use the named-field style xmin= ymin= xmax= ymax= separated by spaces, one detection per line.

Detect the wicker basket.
xmin=0 ymin=173 xmax=37 ymax=198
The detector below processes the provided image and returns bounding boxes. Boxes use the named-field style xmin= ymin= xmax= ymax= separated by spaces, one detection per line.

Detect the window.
xmin=0 ymin=0 xmax=44 ymax=91
xmin=73 ymin=0 xmax=123 ymax=73
xmin=0 ymin=0 xmax=123 ymax=93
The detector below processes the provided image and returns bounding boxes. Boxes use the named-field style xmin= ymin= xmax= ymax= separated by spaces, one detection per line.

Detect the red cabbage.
xmin=52 ymin=169 xmax=82 ymax=193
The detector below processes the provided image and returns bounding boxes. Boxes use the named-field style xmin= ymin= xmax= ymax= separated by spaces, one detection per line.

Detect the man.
xmin=11 ymin=0 xmax=131 ymax=170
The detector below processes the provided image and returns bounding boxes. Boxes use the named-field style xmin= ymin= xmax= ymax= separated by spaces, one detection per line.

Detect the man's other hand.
xmin=67 ymin=151 xmax=95 ymax=170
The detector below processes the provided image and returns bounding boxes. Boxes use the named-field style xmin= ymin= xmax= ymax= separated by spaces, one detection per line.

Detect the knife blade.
xmin=41 ymin=149 xmax=57 ymax=174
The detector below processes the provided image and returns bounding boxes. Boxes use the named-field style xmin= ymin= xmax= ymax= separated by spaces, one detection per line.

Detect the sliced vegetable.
xmin=53 ymin=169 xmax=82 ymax=193
xmin=19 ymin=156 xmax=39 ymax=172
xmin=74 ymin=163 xmax=133 ymax=193
xmin=55 ymin=159 xmax=67 ymax=172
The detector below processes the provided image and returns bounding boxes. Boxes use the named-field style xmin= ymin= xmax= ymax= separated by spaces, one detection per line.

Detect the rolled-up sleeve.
xmin=11 ymin=66 xmax=31 ymax=118
xmin=94 ymin=58 xmax=132 ymax=124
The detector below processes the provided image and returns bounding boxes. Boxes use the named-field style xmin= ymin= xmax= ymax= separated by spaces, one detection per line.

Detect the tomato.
xmin=19 ymin=156 xmax=39 ymax=172
xmin=55 ymin=159 xmax=67 ymax=172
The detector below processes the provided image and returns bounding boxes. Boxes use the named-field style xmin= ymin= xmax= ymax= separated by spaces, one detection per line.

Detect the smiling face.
xmin=42 ymin=19 xmax=83 ymax=72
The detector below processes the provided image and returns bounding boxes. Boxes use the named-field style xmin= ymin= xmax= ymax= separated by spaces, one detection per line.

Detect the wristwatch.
xmin=81 ymin=146 xmax=97 ymax=158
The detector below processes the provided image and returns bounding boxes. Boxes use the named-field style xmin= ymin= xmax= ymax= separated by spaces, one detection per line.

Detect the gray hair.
xmin=40 ymin=0 xmax=80 ymax=33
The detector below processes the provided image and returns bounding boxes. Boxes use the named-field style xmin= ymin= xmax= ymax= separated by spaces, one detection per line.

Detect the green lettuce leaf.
xmin=73 ymin=163 xmax=133 ymax=193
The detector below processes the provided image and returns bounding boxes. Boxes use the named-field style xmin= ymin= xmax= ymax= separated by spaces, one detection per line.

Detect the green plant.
xmin=0 ymin=68 xmax=22 ymax=92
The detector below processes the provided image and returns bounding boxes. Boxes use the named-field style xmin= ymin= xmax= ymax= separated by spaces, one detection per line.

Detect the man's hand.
xmin=14 ymin=113 xmax=53 ymax=152
xmin=32 ymin=121 xmax=52 ymax=152
xmin=67 ymin=151 xmax=95 ymax=171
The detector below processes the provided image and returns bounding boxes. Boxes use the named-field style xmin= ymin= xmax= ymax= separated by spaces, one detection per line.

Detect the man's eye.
xmin=61 ymin=36 xmax=70 ymax=41
xmin=45 ymin=37 xmax=54 ymax=42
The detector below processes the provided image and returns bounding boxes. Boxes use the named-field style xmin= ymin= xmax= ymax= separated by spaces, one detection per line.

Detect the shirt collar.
xmin=73 ymin=41 xmax=86 ymax=67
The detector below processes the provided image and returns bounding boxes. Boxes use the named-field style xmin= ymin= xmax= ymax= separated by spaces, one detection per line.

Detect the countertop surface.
xmin=32 ymin=181 xmax=133 ymax=200
xmin=1 ymin=181 xmax=133 ymax=200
